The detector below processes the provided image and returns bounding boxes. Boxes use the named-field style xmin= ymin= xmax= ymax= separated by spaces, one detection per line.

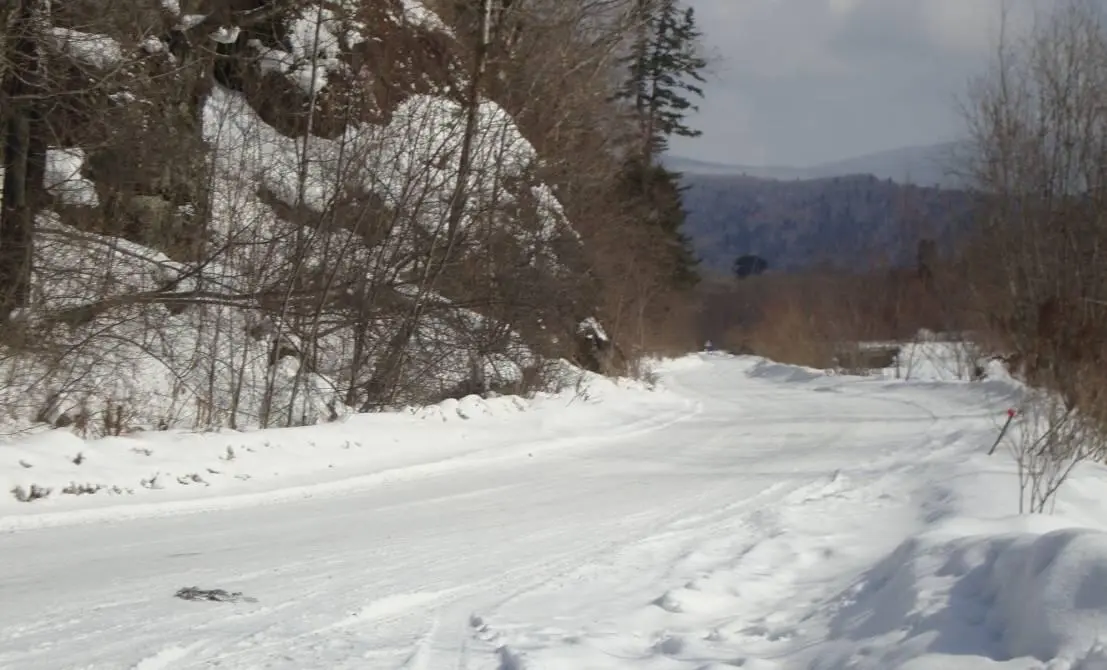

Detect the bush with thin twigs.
xmin=1002 ymin=386 xmax=1107 ymax=514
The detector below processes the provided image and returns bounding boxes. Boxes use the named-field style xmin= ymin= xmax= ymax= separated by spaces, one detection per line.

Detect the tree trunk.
xmin=0 ymin=0 xmax=45 ymax=322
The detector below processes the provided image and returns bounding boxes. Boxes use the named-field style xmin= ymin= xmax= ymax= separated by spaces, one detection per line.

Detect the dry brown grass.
xmin=710 ymin=264 xmax=966 ymax=371
xmin=724 ymin=297 xmax=835 ymax=368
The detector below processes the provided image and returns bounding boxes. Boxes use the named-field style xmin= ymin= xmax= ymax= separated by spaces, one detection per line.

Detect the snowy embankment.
xmin=7 ymin=348 xmax=1107 ymax=669
xmin=13 ymin=0 xmax=578 ymax=434
xmin=0 ymin=365 xmax=678 ymax=530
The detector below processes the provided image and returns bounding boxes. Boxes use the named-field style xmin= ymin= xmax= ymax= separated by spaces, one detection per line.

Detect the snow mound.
xmin=46 ymin=28 xmax=123 ymax=69
xmin=821 ymin=525 xmax=1107 ymax=669
xmin=412 ymin=394 xmax=530 ymax=422
xmin=44 ymin=147 xmax=99 ymax=206
xmin=398 ymin=0 xmax=453 ymax=35
xmin=204 ymin=84 xmax=569 ymax=246
xmin=649 ymin=354 xmax=711 ymax=373
xmin=537 ymin=359 xmax=655 ymax=403
xmin=746 ymin=358 xmax=826 ymax=383
xmin=0 ymin=356 xmax=667 ymax=520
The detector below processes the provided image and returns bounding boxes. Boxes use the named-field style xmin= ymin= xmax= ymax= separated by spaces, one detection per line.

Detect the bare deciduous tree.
xmin=963 ymin=0 xmax=1107 ymax=512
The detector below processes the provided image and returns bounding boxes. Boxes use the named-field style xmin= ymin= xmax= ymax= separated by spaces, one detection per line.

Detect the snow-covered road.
xmin=7 ymin=354 xmax=1107 ymax=669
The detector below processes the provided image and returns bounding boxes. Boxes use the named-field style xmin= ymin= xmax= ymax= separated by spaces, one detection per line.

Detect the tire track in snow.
xmin=452 ymin=468 xmax=828 ymax=666
xmin=457 ymin=358 xmax=984 ymax=668
xmin=176 ymin=588 xmax=457 ymax=667
xmin=404 ymin=466 xmax=756 ymax=669
xmin=472 ymin=469 xmax=908 ymax=669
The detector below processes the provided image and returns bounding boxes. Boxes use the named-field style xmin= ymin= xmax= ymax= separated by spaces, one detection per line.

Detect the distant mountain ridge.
xmin=665 ymin=141 xmax=969 ymax=189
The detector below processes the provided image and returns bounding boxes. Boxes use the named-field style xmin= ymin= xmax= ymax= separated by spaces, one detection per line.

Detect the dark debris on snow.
xmin=174 ymin=586 xmax=257 ymax=603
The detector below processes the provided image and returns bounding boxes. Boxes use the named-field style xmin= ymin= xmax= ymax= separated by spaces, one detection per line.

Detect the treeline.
xmin=682 ymin=173 xmax=975 ymax=273
xmin=697 ymin=256 xmax=961 ymax=368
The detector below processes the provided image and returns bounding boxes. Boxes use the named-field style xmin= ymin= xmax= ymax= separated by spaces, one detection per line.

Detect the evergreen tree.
xmin=615 ymin=0 xmax=706 ymax=287
xmin=734 ymin=255 xmax=769 ymax=280
xmin=618 ymin=156 xmax=701 ymax=289
xmin=622 ymin=0 xmax=707 ymax=160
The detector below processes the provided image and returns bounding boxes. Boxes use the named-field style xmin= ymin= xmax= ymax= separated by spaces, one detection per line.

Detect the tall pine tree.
xmin=624 ymin=0 xmax=707 ymax=159
xmin=618 ymin=0 xmax=706 ymax=288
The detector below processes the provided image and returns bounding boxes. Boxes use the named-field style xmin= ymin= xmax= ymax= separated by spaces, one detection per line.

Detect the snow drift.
xmin=819 ymin=524 xmax=1107 ymax=669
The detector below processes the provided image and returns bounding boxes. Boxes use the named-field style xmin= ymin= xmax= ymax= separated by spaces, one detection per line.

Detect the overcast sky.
xmin=669 ymin=0 xmax=1043 ymax=167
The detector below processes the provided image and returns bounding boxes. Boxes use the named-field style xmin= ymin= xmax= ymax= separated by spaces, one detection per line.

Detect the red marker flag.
xmin=989 ymin=408 xmax=1018 ymax=456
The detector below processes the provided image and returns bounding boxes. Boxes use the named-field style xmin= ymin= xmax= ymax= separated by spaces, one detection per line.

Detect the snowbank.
xmin=46 ymin=28 xmax=124 ymax=69
xmin=0 ymin=361 xmax=675 ymax=526
xmin=818 ymin=522 xmax=1107 ymax=670
xmin=0 ymin=395 xmax=523 ymax=520
xmin=647 ymin=353 xmax=711 ymax=373
xmin=745 ymin=353 xmax=1107 ymax=670
xmin=746 ymin=357 xmax=827 ymax=383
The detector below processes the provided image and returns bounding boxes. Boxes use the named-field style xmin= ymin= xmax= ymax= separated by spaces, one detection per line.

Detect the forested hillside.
xmin=681 ymin=173 xmax=975 ymax=273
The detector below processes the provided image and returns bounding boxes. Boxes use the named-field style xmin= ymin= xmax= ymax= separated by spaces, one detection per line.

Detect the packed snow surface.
xmin=5 ymin=350 xmax=1107 ymax=669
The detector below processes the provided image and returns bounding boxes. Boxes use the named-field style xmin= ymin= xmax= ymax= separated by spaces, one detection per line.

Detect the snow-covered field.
xmin=5 ymin=351 xmax=1107 ymax=669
